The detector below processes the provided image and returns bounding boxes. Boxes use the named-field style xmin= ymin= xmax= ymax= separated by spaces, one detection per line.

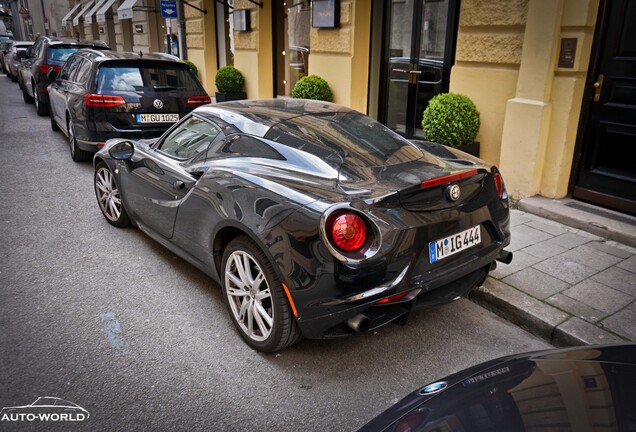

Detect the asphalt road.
xmin=0 ymin=74 xmax=550 ymax=432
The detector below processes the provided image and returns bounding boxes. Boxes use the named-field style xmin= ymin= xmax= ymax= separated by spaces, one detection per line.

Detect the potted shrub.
xmin=291 ymin=75 xmax=333 ymax=102
xmin=215 ymin=65 xmax=246 ymax=102
xmin=421 ymin=93 xmax=481 ymax=157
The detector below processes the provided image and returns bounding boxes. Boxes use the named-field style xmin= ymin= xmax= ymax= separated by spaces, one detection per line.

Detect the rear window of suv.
xmin=48 ymin=45 xmax=101 ymax=62
xmin=97 ymin=64 xmax=200 ymax=92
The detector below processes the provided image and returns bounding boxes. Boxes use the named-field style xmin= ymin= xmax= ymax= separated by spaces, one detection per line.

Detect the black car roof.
xmin=74 ymin=50 xmax=182 ymax=64
xmin=196 ymin=99 xmax=354 ymax=137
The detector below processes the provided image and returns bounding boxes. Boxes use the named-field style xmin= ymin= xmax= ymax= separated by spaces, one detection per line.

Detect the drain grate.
xmin=565 ymin=201 xmax=636 ymax=225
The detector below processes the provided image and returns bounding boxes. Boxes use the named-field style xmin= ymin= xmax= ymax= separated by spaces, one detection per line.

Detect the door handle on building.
xmin=409 ymin=69 xmax=421 ymax=85
xmin=593 ymin=74 xmax=604 ymax=102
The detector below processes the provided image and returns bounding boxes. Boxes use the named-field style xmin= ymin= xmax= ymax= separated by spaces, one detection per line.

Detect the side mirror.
xmin=46 ymin=67 xmax=57 ymax=82
xmin=109 ymin=141 xmax=134 ymax=160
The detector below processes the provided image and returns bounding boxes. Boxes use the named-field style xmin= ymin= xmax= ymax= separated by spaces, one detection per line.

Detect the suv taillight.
xmin=84 ymin=94 xmax=126 ymax=108
xmin=187 ymin=95 xmax=211 ymax=107
xmin=40 ymin=64 xmax=61 ymax=75
xmin=326 ymin=211 xmax=368 ymax=252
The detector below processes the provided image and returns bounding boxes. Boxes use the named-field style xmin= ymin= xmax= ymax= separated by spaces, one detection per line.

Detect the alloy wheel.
xmin=224 ymin=251 xmax=274 ymax=342
xmin=95 ymin=167 xmax=123 ymax=222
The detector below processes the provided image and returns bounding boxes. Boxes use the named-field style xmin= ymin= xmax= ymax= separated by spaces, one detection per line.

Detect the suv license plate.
xmin=429 ymin=226 xmax=481 ymax=264
xmin=136 ymin=113 xmax=179 ymax=123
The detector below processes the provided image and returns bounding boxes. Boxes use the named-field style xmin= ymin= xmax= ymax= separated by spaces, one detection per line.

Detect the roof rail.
xmin=151 ymin=52 xmax=180 ymax=61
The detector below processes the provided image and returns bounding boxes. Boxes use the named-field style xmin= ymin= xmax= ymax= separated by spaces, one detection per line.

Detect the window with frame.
xmin=158 ymin=116 xmax=222 ymax=160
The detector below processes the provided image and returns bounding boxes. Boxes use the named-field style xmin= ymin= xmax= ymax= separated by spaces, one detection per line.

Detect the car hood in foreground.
xmin=358 ymin=344 xmax=636 ymax=432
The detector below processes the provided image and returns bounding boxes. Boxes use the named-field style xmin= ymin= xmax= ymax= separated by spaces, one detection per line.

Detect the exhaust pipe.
xmin=347 ymin=314 xmax=371 ymax=333
xmin=496 ymin=249 xmax=513 ymax=265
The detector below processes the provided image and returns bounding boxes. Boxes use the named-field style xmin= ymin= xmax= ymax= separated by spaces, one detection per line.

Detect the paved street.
xmin=0 ymin=75 xmax=553 ymax=430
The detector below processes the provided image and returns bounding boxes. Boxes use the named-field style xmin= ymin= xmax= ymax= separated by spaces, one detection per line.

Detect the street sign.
xmin=18 ymin=5 xmax=28 ymax=15
xmin=160 ymin=0 xmax=177 ymax=18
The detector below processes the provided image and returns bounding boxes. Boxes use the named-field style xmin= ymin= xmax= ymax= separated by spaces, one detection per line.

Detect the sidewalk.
xmin=471 ymin=200 xmax=636 ymax=347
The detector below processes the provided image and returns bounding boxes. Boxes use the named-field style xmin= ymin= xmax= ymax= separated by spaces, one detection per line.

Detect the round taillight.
xmin=494 ymin=172 xmax=504 ymax=198
xmin=328 ymin=212 xmax=367 ymax=252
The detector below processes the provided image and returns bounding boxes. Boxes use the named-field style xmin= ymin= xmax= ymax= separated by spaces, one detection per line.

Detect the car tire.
xmin=11 ymin=74 xmax=17 ymax=82
xmin=221 ymin=236 xmax=303 ymax=352
xmin=34 ymin=86 xmax=49 ymax=116
xmin=22 ymin=86 xmax=33 ymax=103
xmin=68 ymin=117 xmax=90 ymax=162
xmin=94 ymin=162 xmax=131 ymax=228
xmin=50 ymin=113 xmax=60 ymax=131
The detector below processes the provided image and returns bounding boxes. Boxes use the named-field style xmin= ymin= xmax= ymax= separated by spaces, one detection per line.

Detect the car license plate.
xmin=136 ymin=113 xmax=179 ymax=123
xmin=429 ymin=226 xmax=481 ymax=264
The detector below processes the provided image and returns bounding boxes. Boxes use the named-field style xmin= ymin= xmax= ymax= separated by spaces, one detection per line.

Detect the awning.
xmin=84 ymin=0 xmax=108 ymax=24
xmin=62 ymin=2 xmax=83 ymax=27
xmin=72 ymin=0 xmax=96 ymax=26
xmin=96 ymin=0 xmax=117 ymax=23
xmin=117 ymin=0 xmax=138 ymax=20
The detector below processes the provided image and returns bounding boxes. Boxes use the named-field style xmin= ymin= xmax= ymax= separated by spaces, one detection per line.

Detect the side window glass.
xmin=158 ymin=116 xmax=221 ymax=160
xmin=74 ymin=59 xmax=92 ymax=83
xmin=59 ymin=56 xmax=80 ymax=81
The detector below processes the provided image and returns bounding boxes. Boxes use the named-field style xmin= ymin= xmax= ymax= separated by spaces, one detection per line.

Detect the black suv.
xmin=48 ymin=50 xmax=211 ymax=161
xmin=18 ymin=36 xmax=109 ymax=116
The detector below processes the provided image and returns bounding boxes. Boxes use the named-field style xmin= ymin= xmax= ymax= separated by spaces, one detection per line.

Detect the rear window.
xmin=48 ymin=46 xmax=83 ymax=62
xmin=97 ymin=64 xmax=200 ymax=92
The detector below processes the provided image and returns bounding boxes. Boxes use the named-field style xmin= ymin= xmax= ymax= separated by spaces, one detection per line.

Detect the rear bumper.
xmin=297 ymin=242 xmax=506 ymax=339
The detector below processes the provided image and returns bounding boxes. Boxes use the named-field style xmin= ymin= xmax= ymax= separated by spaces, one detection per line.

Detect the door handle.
xmin=392 ymin=68 xmax=408 ymax=73
xmin=173 ymin=180 xmax=185 ymax=190
xmin=593 ymin=74 xmax=604 ymax=102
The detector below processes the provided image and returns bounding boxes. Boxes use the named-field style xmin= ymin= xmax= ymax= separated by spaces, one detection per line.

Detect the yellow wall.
xmin=184 ymin=0 xmax=218 ymax=94
xmin=453 ymin=0 xmax=599 ymax=199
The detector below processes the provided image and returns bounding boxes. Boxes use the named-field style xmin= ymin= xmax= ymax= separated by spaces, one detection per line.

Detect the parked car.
xmin=18 ymin=36 xmax=109 ymax=116
xmin=4 ymin=40 xmax=33 ymax=82
xmin=48 ymin=50 xmax=210 ymax=162
xmin=0 ymin=38 xmax=12 ymax=73
xmin=358 ymin=344 xmax=636 ymax=432
xmin=92 ymin=98 xmax=512 ymax=352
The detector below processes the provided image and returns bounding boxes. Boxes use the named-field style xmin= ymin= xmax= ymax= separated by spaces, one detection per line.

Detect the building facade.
xmin=24 ymin=0 xmax=636 ymax=213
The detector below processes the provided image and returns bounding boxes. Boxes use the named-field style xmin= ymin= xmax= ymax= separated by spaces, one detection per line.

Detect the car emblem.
xmin=153 ymin=99 xmax=163 ymax=109
xmin=446 ymin=184 xmax=461 ymax=201
xmin=419 ymin=381 xmax=448 ymax=395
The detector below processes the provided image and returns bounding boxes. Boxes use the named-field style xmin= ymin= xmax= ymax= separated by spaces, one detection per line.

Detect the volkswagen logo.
xmin=446 ymin=184 xmax=461 ymax=201
xmin=153 ymin=99 xmax=164 ymax=109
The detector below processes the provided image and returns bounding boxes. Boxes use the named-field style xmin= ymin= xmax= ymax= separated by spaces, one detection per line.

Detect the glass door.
xmin=380 ymin=0 xmax=458 ymax=139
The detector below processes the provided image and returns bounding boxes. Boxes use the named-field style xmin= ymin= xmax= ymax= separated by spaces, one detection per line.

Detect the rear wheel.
xmin=11 ymin=73 xmax=17 ymax=82
xmin=22 ymin=86 xmax=33 ymax=103
xmin=34 ymin=85 xmax=49 ymax=116
xmin=68 ymin=117 xmax=90 ymax=162
xmin=94 ymin=162 xmax=131 ymax=228
xmin=221 ymin=236 xmax=302 ymax=352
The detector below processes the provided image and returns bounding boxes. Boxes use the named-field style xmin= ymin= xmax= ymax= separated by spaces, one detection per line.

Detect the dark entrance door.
xmin=379 ymin=0 xmax=459 ymax=139
xmin=573 ymin=0 xmax=636 ymax=214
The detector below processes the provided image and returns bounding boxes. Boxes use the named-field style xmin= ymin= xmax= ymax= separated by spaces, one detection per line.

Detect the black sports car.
xmin=93 ymin=99 xmax=512 ymax=352
xmin=358 ymin=344 xmax=636 ymax=431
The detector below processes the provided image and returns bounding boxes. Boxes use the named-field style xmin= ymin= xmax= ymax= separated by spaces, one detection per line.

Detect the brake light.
xmin=84 ymin=94 xmax=126 ymax=108
xmin=40 ymin=64 xmax=61 ymax=75
xmin=327 ymin=211 xmax=367 ymax=252
xmin=421 ymin=169 xmax=478 ymax=189
xmin=494 ymin=172 xmax=504 ymax=198
xmin=187 ymin=95 xmax=211 ymax=107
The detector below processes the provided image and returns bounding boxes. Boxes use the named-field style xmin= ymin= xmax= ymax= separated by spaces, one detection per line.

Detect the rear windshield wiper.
xmin=153 ymin=85 xmax=178 ymax=91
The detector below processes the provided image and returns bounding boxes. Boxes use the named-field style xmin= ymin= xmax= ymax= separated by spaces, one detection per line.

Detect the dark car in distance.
xmin=48 ymin=50 xmax=210 ymax=162
xmin=358 ymin=344 xmax=636 ymax=432
xmin=18 ymin=36 xmax=109 ymax=115
xmin=93 ymin=99 xmax=512 ymax=352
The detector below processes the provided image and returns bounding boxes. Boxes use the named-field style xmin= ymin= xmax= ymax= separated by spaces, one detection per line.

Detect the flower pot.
xmin=215 ymin=92 xmax=247 ymax=102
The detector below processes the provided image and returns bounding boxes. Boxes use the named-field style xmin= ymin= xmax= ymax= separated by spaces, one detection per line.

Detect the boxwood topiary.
xmin=421 ymin=93 xmax=480 ymax=147
xmin=291 ymin=75 xmax=333 ymax=102
xmin=183 ymin=60 xmax=198 ymax=77
xmin=215 ymin=65 xmax=245 ymax=93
